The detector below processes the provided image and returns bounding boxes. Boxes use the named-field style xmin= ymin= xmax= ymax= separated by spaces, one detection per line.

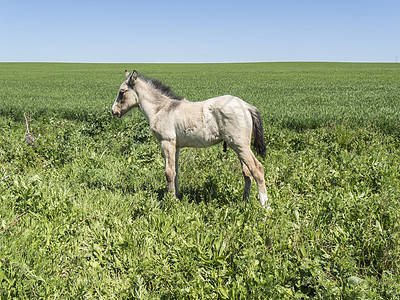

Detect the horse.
xmin=111 ymin=70 xmax=269 ymax=207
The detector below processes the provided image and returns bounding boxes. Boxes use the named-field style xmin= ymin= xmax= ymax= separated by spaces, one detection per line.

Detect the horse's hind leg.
xmin=241 ymin=161 xmax=252 ymax=202
xmin=237 ymin=148 xmax=268 ymax=207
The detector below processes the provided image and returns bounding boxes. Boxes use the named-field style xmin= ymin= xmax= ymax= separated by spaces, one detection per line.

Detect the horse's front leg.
xmin=161 ymin=140 xmax=179 ymax=198
xmin=175 ymin=148 xmax=181 ymax=198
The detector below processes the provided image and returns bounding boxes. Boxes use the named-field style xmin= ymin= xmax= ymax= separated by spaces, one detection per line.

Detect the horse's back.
xmin=208 ymin=95 xmax=253 ymax=122
xmin=172 ymin=95 xmax=254 ymax=148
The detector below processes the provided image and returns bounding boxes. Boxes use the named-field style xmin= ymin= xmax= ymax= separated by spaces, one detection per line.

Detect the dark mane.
xmin=139 ymin=74 xmax=184 ymax=101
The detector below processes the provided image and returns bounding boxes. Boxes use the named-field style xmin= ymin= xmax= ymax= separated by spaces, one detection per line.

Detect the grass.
xmin=0 ymin=62 xmax=399 ymax=298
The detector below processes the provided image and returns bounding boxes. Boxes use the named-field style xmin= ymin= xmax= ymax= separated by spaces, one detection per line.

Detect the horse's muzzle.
xmin=111 ymin=108 xmax=121 ymax=118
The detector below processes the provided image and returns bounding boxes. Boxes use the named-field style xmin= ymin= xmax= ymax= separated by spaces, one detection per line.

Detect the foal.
xmin=111 ymin=70 xmax=269 ymax=207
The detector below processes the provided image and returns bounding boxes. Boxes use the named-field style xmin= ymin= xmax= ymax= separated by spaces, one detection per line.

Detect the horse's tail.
xmin=249 ymin=107 xmax=266 ymax=158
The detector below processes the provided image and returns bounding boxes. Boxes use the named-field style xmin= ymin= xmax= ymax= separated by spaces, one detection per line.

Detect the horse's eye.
xmin=119 ymin=91 xmax=124 ymax=99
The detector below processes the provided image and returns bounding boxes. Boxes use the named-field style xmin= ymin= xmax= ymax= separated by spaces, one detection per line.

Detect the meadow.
xmin=0 ymin=62 xmax=399 ymax=299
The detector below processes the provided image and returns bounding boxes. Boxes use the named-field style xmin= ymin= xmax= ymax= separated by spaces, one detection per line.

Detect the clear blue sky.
xmin=1 ymin=0 xmax=399 ymax=63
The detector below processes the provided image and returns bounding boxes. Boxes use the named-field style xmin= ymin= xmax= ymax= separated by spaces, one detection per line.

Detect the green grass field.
xmin=1 ymin=62 xmax=399 ymax=298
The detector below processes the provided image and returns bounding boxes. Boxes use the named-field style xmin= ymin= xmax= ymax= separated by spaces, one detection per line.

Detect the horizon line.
xmin=1 ymin=60 xmax=399 ymax=64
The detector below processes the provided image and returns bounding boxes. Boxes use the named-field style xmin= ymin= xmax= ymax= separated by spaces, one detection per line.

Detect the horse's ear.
xmin=127 ymin=70 xmax=138 ymax=87
xmin=125 ymin=70 xmax=130 ymax=78
xmin=132 ymin=70 xmax=138 ymax=81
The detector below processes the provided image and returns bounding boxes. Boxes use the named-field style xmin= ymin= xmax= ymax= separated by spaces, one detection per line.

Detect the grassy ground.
xmin=0 ymin=62 xmax=399 ymax=298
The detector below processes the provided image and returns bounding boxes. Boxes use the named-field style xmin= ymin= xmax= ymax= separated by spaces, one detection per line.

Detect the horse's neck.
xmin=136 ymin=81 xmax=168 ymax=124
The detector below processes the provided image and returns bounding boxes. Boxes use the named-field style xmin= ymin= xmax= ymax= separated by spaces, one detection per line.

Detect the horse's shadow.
xmin=154 ymin=176 xmax=233 ymax=206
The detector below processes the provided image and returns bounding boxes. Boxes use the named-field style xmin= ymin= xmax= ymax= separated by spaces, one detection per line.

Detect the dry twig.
xmin=0 ymin=174 xmax=11 ymax=182
xmin=24 ymin=112 xmax=36 ymax=146
xmin=0 ymin=258 xmax=36 ymax=298
xmin=0 ymin=212 xmax=27 ymax=235
xmin=78 ymin=213 xmax=103 ymax=226
xmin=0 ymin=172 xmax=19 ymax=196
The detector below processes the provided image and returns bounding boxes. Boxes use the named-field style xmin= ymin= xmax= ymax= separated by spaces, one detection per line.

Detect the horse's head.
xmin=111 ymin=70 xmax=139 ymax=118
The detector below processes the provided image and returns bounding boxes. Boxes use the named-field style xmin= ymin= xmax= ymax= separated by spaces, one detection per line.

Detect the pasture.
xmin=0 ymin=62 xmax=399 ymax=298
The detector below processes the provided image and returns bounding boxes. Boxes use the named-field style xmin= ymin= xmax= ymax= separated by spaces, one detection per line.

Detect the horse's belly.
xmin=174 ymin=103 xmax=222 ymax=148
xmin=176 ymin=123 xmax=221 ymax=148
xmin=178 ymin=139 xmax=221 ymax=148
